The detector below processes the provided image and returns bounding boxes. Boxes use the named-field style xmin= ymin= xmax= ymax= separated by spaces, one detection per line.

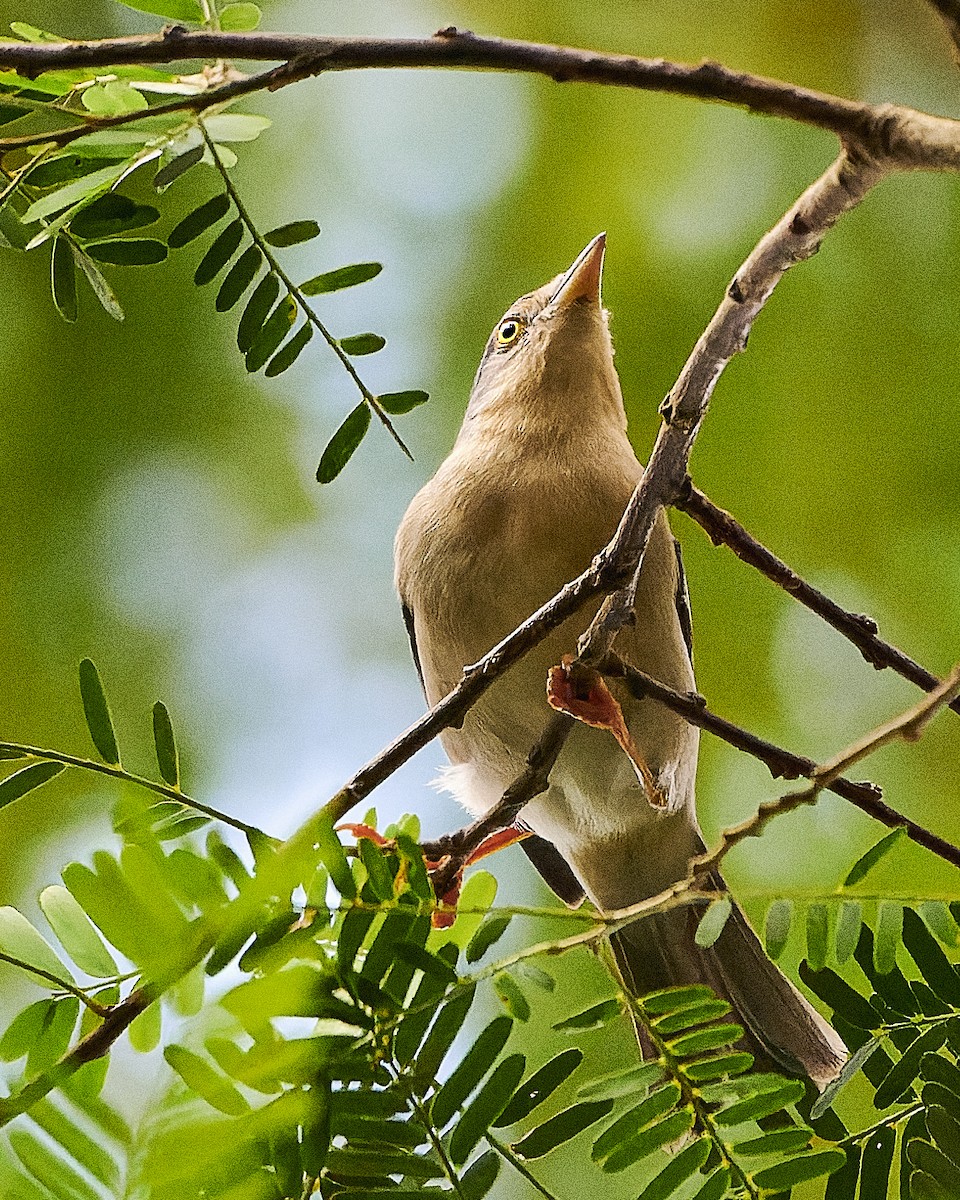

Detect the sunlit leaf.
xmin=164 ymin=1044 xmax=250 ymax=1115
xmin=81 ymin=80 xmax=148 ymax=117
xmin=0 ymin=999 xmax=54 ymax=1061
xmin=0 ymin=905 xmax=75 ymax=983
xmin=121 ymin=0 xmax=203 ymax=19
xmin=316 ymin=403 xmax=371 ymax=484
xmin=806 ymin=902 xmax=830 ymax=971
xmin=22 ymin=163 xmax=127 ymax=225
xmin=921 ymin=901 xmax=960 ymax=947
xmin=642 ymin=985 xmax=715 ymax=1015
xmin=575 ymin=1058 xmax=662 ymax=1103
xmin=494 ymin=972 xmax=530 ymax=1021
xmin=9 ymin=1128 xmax=103 ymax=1200
xmin=874 ymin=901 xmax=902 ymax=974
xmin=128 ymin=1000 xmax=162 ymax=1053
xmin=38 ymin=885 xmax=117 ymax=977
xmin=74 ymin=246 xmax=125 ymax=320
xmin=642 ymin=1139 xmax=711 ymax=1200
xmin=440 ymin=869 xmax=497 ymax=950
xmin=203 ymin=113 xmax=272 ymax=142
xmin=695 ymin=897 xmax=731 ymax=947
xmin=835 ymin=899 xmax=862 ymax=964
xmin=265 ymin=219 xmax=320 ymax=247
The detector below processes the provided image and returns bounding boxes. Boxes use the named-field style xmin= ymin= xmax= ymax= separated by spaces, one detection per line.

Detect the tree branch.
xmin=2 ymin=29 xmax=960 ymax=168
xmin=675 ymin=481 xmax=960 ymax=718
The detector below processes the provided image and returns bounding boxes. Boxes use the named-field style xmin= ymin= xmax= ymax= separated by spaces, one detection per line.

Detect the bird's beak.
xmin=549 ymin=232 xmax=606 ymax=310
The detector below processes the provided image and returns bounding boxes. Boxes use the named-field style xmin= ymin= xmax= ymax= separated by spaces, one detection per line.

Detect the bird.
xmin=394 ymin=233 xmax=845 ymax=1088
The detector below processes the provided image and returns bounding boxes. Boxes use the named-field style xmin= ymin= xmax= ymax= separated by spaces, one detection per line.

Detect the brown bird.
xmin=395 ymin=234 xmax=845 ymax=1087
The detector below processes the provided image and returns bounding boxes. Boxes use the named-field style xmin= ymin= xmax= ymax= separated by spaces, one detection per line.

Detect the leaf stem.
xmin=485 ymin=1129 xmax=565 ymax=1200
xmin=0 ymin=951 xmax=111 ymax=1015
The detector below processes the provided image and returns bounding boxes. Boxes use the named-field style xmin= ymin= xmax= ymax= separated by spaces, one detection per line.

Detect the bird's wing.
xmin=673 ymin=536 xmax=694 ymax=665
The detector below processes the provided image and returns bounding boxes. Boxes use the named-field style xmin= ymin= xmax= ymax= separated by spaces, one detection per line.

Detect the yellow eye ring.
xmin=496 ymin=318 xmax=523 ymax=347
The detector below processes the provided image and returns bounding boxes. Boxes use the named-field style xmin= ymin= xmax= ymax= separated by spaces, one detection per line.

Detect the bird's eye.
xmin=496 ymin=318 xmax=523 ymax=347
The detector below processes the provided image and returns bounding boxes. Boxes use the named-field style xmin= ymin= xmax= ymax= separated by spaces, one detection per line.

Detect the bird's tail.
xmin=611 ymin=894 xmax=846 ymax=1089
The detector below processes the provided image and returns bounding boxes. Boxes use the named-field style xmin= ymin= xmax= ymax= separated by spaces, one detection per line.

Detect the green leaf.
xmin=902 ymin=906 xmax=960 ymax=1005
xmin=216 ymin=244 xmax=262 ymax=312
xmin=300 ymin=261 xmax=382 ymax=295
xmin=0 ymin=748 xmax=26 ymax=759
xmin=152 ymin=700 xmax=179 ymax=788
xmin=74 ymin=246 xmax=125 ymax=320
xmin=9 ymin=1128 xmax=103 ymax=1200
xmin=0 ymin=906 xmax=74 ymax=982
xmin=0 ymin=760 xmax=66 ymax=811
xmin=28 ymin=1096 xmax=122 ymax=1190
xmin=835 ymin=899 xmax=862 ymax=964
xmin=219 ymin=2 xmax=262 ymax=29
xmin=81 ymin=80 xmax=148 ymax=117
xmin=0 ymin=999 xmax=55 ymax=1061
xmin=78 ymin=658 xmax=120 ymax=764
xmin=378 ymin=389 xmax=429 ymax=414
xmin=316 ymin=403 xmax=371 ymax=484
xmin=799 ymin=962 xmax=881 ymax=1029
xmin=843 ymin=827 xmax=906 ymax=886
xmin=874 ymin=1025 xmax=947 ymax=1109
xmin=203 ymin=114 xmax=272 ymax=143
xmin=927 ymin=1104 xmax=960 ymax=1168
xmin=265 ymin=219 xmax=320 ymax=247
xmin=460 ymin=1149 xmax=500 ymax=1200
xmin=495 ymin=1048 xmax=583 ymax=1126
xmin=667 ymin=1023 xmax=743 ymax=1058
xmin=806 ymin=902 xmax=830 ymax=971
xmin=450 ymin=1052 xmax=526 ymax=1165
xmin=810 ymin=1035 xmax=881 ymax=1119
xmin=874 ymin=901 xmax=903 ymax=974
xmin=922 ymin=901 xmax=960 ymax=947
xmin=237 ymin=271 xmax=281 ymax=351
xmin=441 ymin=869 xmax=497 ymax=950
xmin=50 ymin=235 xmax=77 ymax=322
xmin=764 ymin=899 xmax=792 ymax=960
xmin=339 ymin=332 xmax=386 ymax=356
xmin=753 ymin=1149 xmax=846 ymax=1190
xmin=683 ymin=1051 xmax=754 ymax=1081
xmin=514 ymin=961 xmax=554 ymax=991
xmin=715 ymin=1078 xmax=804 ymax=1124
xmin=909 ymin=1141 xmax=960 ymax=1196
xmin=642 ymin=985 xmax=715 ymax=1015
xmin=413 ymin=984 xmax=476 ymax=1082
xmin=858 ymin=1123 xmax=895 ymax=1199
xmin=121 ymin=0 xmax=203 ymax=17
xmin=265 ymin=322 xmax=313 ymax=377
xmin=245 ymin=295 xmax=296 ymax=373
xmin=154 ymin=143 xmax=205 ymax=190
xmin=22 ymin=162 xmax=127 ymax=225
xmin=168 ymin=192 xmax=230 ymax=248
xmin=194 ymin=218 xmax=243 ymax=285
xmin=600 ymin=1109 xmax=694 ymax=1173
xmin=87 ymin=238 xmax=168 ymax=265
xmin=653 ymin=997 xmax=730 ymax=1035
xmin=314 ymin=813 xmax=356 ymax=899
xmin=592 ymin=1083 xmax=681 ymax=1164
xmin=71 ymin=193 xmax=160 ymax=240
xmin=553 ymin=997 xmax=621 ymax=1032
xmin=824 ymin=1143 xmax=862 ymax=1200
xmin=392 ymin=940 xmax=458 ymax=984
xmin=431 ymin=1015 xmax=513 ymax=1128
xmin=513 ymin=1100 xmax=614 ymax=1159
xmin=733 ymin=1127 xmax=813 ymax=1157
xmin=493 ymin=972 xmax=530 ymax=1021
xmin=38 ymin=885 xmax=116 ymax=977
xmin=576 ymin=1059 xmax=662 ymax=1102
xmin=642 ymin=1139 xmax=711 ymax=1200
xmin=695 ymin=897 xmax=731 ymax=947
xmin=128 ymin=999 xmax=162 ymax=1053
xmin=164 ymin=1044 xmax=251 ymax=1115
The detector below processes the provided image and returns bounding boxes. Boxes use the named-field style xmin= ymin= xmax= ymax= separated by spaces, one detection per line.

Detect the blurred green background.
xmin=1 ymin=0 xmax=959 ymax=1194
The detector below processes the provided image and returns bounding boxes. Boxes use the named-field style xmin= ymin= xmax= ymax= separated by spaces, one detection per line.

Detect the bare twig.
xmin=675 ymin=481 xmax=960 ymax=717
xmin=2 ymin=29 xmax=960 ymax=168
xmin=690 ymin=665 xmax=960 ymax=878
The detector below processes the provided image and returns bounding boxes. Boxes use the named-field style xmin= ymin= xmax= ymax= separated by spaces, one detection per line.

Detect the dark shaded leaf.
xmin=902 ymin=907 xmax=960 ymax=1005
xmin=824 ymin=1142 xmax=862 ymax=1200
xmin=412 ymin=984 xmax=476 ymax=1083
xmin=152 ymin=700 xmax=179 ymax=788
xmin=316 ymin=403 xmax=371 ymax=484
xmin=378 ymin=389 xmax=429 ymax=414
xmin=431 ymin=1016 xmax=513 ymax=1128
xmin=553 ymin=998 xmax=621 ymax=1032
xmin=71 ymin=192 xmax=159 ymax=240
xmin=0 ymin=761 xmax=65 ymax=811
xmin=753 ymin=1149 xmax=846 ymax=1190
xmin=493 ymin=972 xmax=530 ymax=1021
xmin=339 ymin=332 xmax=386 ymax=356
xmin=79 ymin=658 xmax=119 ymax=764
xmin=910 ymin=1169 xmax=955 ymax=1200
xmin=265 ymin=218 xmax=319 ymax=246
xmin=466 ymin=915 xmax=511 ymax=964
xmin=764 ymin=898 xmax=792 ymax=960
xmin=154 ymin=144 xmax=204 ymax=190
xmin=810 ymin=1035 xmax=881 ymax=1119
xmin=460 ymin=1149 xmax=500 ymax=1200
xmin=216 ymin=244 xmax=262 ymax=312
xmin=873 ymin=1025 xmax=946 ymax=1109
xmin=844 ymin=827 xmax=905 ymax=886
xmin=512 ymin=1100 xmax=614 ymax=1159
xmin=391 ymin=940 xmax=457 ymax=984
xmin=315 ymin=813 xmax=356 ymax=899
xmin=927 ymin=1104 xmax=960 ymax=1169
xmin=50 ymin=235 xmax=77 ymax=321
xmin=0 ymin=749 xmax=26 ymax=759
xmin=265 ymin=323 xmax=313 ymax=377
xmin=449 ymin=1052 xmax=526 ymax=1165
xmin=496 ymin=1048 xmax=583 ymax=1126
xmin=642 ymin=1138 xmax=711 ymax=1200
xmin=799 ymin=962 xmax=881 ymax=1029
xmin=194 ymin=218 xmax=243 ymax=285
xmin=695 ymin=897 xmax=731 ymax=948
xmin=690 ymin=1167 xmax=731 ymax=1200
xmin=300 ymin=261 xmax=382 ymax=294
xmin=858 ymin=1123 xmax=895 ymax=1199
xmin=323 ymin=1148 xmax=442 ymax=1179
xmin=245 ymin=295 xmax=296 ymax=373
xmin=168 ymin=192 xmax=230 ymax=248
xmin=87 ymin=238 xmax=168 ymax=266
xmin=237 ymin=271 xmax=281 ymax=351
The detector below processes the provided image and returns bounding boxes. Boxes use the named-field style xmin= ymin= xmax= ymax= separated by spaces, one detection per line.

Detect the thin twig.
xmin=676 ymin=480 xmax=960 ymax=717
xmin=0 ymin=952 xmax=111 ymax=1016
xmin=2 ymin=30 xmax=960 ymax=168
xmin=601 ymin=654 xmax=960 ymax=870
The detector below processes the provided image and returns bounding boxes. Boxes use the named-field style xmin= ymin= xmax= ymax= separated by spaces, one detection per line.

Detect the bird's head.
xmin=461 ymin=233 xmax=627 ymax=441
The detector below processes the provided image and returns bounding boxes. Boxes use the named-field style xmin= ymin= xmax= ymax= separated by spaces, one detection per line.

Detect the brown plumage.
xmin=395 ymin=235 xmax=845 ymax=1088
